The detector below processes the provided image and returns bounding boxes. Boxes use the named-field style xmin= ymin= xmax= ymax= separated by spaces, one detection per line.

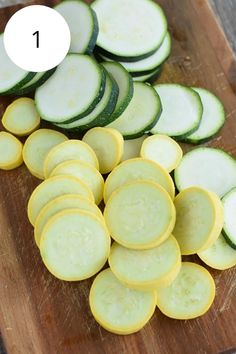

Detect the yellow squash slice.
xmin=121 ymin=135 xmax=147 ymax=162
xmin=0 ymin=131 xmax=23 ymax=170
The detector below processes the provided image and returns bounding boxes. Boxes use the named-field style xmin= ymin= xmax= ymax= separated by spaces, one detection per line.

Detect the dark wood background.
xmin=0 ymin=0 xmax=236 ymax=354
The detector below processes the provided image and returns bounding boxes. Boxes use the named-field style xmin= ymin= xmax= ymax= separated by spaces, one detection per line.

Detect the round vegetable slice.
xmin=27 ymin=175 xmax=94 ymax=226
xmin=174 ymin=147 xmax=236 ymax=198
xmin=141 ymin=134 xmax=183 ymax=172
xmin=82 ymin=127 xmax=124 ymax=174
xmin=198 ymin=234 xmax=236 ymax=270
xmin=89 ymin=268 xmax=157 ymax=335
xmin=109 ymin=236 xmax=181 ymax=291
xmin=14 ymin=69 xmax=56 ymax=96
xmin=156 ymin=262 xmax=215 ymax=320
xmin=40 ymin=209 xmax=110 ymax=281
xmin=222 ymin=188 xmax=236 ymax=249
xmin=23 ymin=129 xmax=68 ymax=179
xmin=104 ymin=158 xmax=175 ymax=203
xmin=132 ymin=66 xmax=162 ymax=83
xmin=104 ymin=180 xmax=176 ymax=249
xmin=34 ymin=194 xmax=103 ymax=247
xmin=2 ymin=98 xmax=40 ymax=136
xmin=121 ymin=135 xmax=147 ymax=162
xmin=173 ymin=187 xmax=224 ymax=255
xmin=0 ymin=131 xmax=23 ymax=170
xmin=50 ymin=160 xmax=104 ymax=205
xmin=44 ymin=139 xmax=99 ymax=178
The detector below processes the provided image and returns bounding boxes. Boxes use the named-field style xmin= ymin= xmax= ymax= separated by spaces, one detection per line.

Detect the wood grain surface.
xmin=1 ymin=1 xmax=236 ymax=353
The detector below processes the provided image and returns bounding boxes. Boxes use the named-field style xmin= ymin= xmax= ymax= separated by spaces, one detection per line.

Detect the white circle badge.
xmin=3 ymin=5 xmax=71 ymax=72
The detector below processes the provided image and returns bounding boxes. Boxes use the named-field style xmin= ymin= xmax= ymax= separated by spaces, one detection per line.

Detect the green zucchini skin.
xmin=86 ymin=9 xmax=99 ymax=55
xmin=14 ymin=68 xmax=56 ymax=95
xmin=222 ymin=231 xmax=236 ymax=250
xmin=95 ymin=45 xmax=159 ymax=63
xmin=0 ymin=72 xmax=37 ymax=95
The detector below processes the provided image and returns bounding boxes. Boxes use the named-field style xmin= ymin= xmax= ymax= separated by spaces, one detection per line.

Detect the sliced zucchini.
xmin=102 ymin=62 xmax=133 ymax=119
xmin=55 ymin=71 xmax=119 ymax=130
xmin=40 ymin=209 xmax=110 ymax=281
xmin=109 ymin=236 xmax=181 ymax=291
xmin=34 ymin=194 xmax=103 ymax=247
xmin=150 ymin=84 xmax=203 ymax=139
xmin=140 ymin=134 xmax=183 ymax=172
xmin=82 ymin=127 xmax=124 ymax=174
xmin=104 ymin=180 xmax=176 ymax=249
xmin=14 ymin=69 xmax=56 ymax=96
xmin=89 ymin=268 xmax=157 ymax=335
xmin=27 ymin=175 xmax=94 ymax=226
xmin=92 ymin=0 xmax=167 ymax=61
xmin=185 ymin=88 xmax=226 ymax=144
xmin=35 ymin=54 xmax=105 ymax=123
xmin=132 ymin=65 xmax=162 ymax=83
xmin=121 ymin=135 xmax=147 ymax=162
xmin=104 ymin=157 xmax=175 ymax=203
xmin=107 ymin=82 xmax=162 ymax=139
xmin=50 ymin=160 xmax=104 ymax=205
xmin=222 ymin=188 xmax=236 ymax=249
xmin=0 ymin=131 xmax=23 ymax=170
xmin=2 ymin=98 xmax=40 ymax=136
xmin=174 ymin=147 xmax=236 ymax=197
xmin=156 ymin=262 xmax=215 ymax=320
xmin=198 ymin=234 xmax=236 ymax=270
xmin=44 ymin=139 xmax=99 ymax=178
xmin=55 ymin=0 xmax=98 ymax=54
xmin=173 ymin=187 xmax=224 ymax=255
xmin=23 ymin=129 xmax=68 ymax=179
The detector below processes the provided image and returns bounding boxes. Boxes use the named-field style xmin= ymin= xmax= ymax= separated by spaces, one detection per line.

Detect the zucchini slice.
xmin=150 ymin=84 xmax=203 ymax=139
xmin=92 ymin=0 xmax=167 ymax=61
xmin=109 ymin=236 xmax=181 ymax=291
xmin=185 ymin=88 xmax=226 ymax=144
xmin=40 ymin=209 xmax=110 ymax=281
xmin=55 ymin=0 xmax=98 ymax=54
xmin=198 ymin=234 xmax=236 ymax=270
xmin=27 ymin=175 xmax=94 ymax=226
xmin=89 ymin=268 xmax=157 ymax=335
xmin=23 ymin=129 xmax=68 ymax=179
xmin=222 ymin=188 xmax=236 ymax=249
xmin=34 ymin=194 xmax=103 ymax=247
xmin=50 ymin=160 xmax=104 ymax=205
xmin=121 ymin=135 xmax=147 ymax=162
xmin=107 ymin=82 xmax=162 ymax=139
xmin=132 ymin=65 xmax=162 ymax=83
xmin=102 ymin=62 xmax=134 ymax=119
xmin=104 ymin=157 xmax=175 ymax=203
xmin=104 ymin=180 xmax=176 ymax=249
xmin=44 ymin=139 xmax=99 ymax=178
xmin=173 ymin=187 xmax=224 ymax=255
xmin=35 ymin=54 xmax=105 ymax=123
xmin=2 ymin=98 xmax=40 ymax=136
xmin=14 ymin=69 xmax=56 ymax=96
xmin=0 ymin=132 xmax=23 ymax=170
xmin=82 ymin=127 xmax=124 ymax=174
xmin=174 ymin=147 xmax=236 ymax=197
xmin=156 ymin=262 xmax=215 ymax=320
xmin=140 ymin=134 xmax=183 ymax=172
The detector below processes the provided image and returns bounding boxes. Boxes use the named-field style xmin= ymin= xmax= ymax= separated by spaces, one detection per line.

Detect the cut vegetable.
xmin=107 ymin=82 xmax=162 ymax=139
xmin=89 ymin=268 xmax=157 ymax=335
xmin=40 ymin=209 xmax=110 ymax=280
xmin=14 ymin=69 xmax=56 ymax=95
xmin=35 ymin=54 xmax=105 ymax=123
xmin=133 ymin=66 xmax=162 ymax=83
xmin=109 ymin=236 xmax=181 ymax=291
xmin=174 ymin=147 xmax=236 ymax=197
xmin=2 ymin=98 xmax=40 ymax=136
xmin=44 ymin=139 xmax=99 ymax=178
xmin=222 ymin=188 xmax=236 ymax=249
xmin=150 ymin=84 xmax=203 ymax=139
xmin=23 ymin=129 xmax=68 ymax=179
xmin=185 ymin=87 xmax=226 ymax=144
xmin=156 ymin=262 xmax=215 ymax=320
xmin=55 ymin=0 xmax=98 ymax=54
xmin=104 ymin=157 xmax=175 ymax=203
xmin=198 ymin=234 xmax=236 ymax=270
xmin=121 ymin=135 xmax=147 ymax=162
xmin=141 ymin=134 xmax=183 ymax=172
xmin=0 ymin=131 xmax=23 ymax=170
xmin=92 ymin=0 xmax=167 ymax=60
xmin=34 ymin=194 xmax=103 ymax=247
xmin=27 ymin=175 xmax=94 ymax=226
xmin=173 ymin=187 xmax=224 ymax=255
xmin=50 ymin=160 xmax=104 ymax=205
xmin=104 ymin=180 xmax=176 ymax=249
xmin=82 ymin=127 xmax=124 ymax=174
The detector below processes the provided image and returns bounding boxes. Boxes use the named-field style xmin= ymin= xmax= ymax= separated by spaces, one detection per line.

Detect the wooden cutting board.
xmin=1 ymin=1 xmax=236 ymax=353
